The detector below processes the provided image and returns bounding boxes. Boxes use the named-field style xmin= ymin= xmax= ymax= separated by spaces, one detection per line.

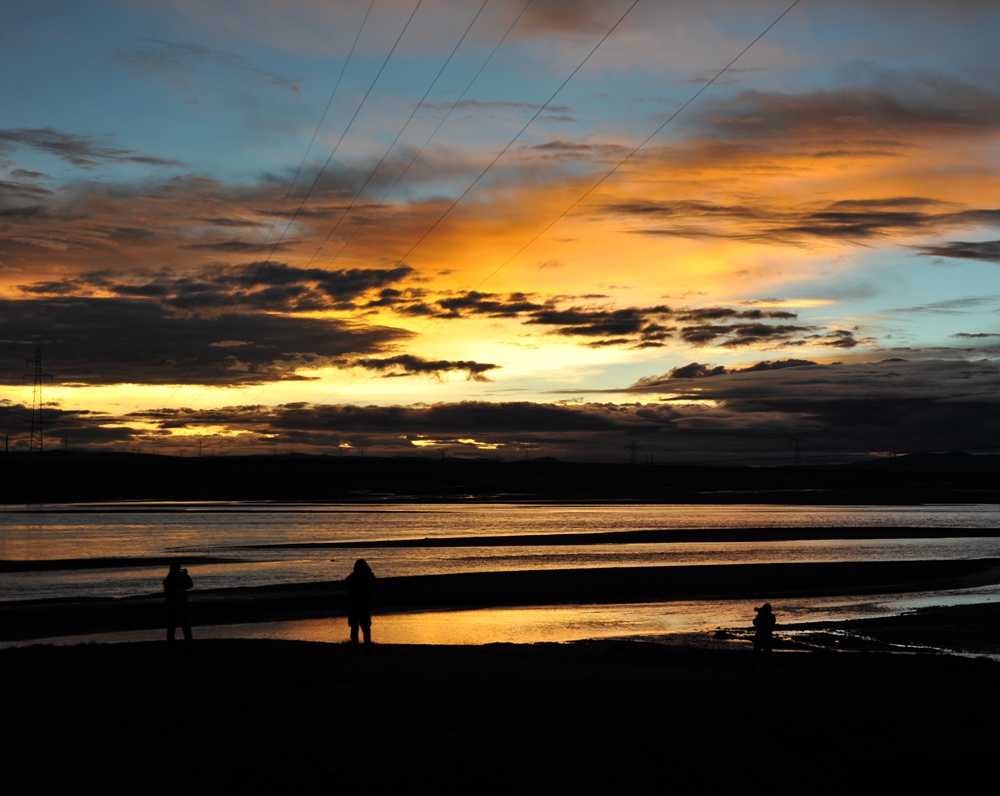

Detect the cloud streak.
xmin=0 ymin=128 xmax=183 ymax=169
xmin=115 ymin=39 xmax=302 ymax=94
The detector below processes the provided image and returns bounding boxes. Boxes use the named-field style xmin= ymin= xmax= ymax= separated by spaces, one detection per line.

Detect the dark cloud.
xmin=679 ymin=322 xmax=813 ymax=348
xmin=953 ymin=333 xmax=1000 ymax=339
xmin=666 ymin=363 xmax=728 ymax=379
xmin=0 ymin=128 xmax=183 ymax=169
xmin=0 ymin=166 xmax=381 ymax=276
xmin=529 ymin=139 xmax=632 ymax=162
xmin=115 ymin=39 xmax=301 ymax=94
xmin=97 ymin=400 xmax=635 ymax=458
xmin=916 ymin=240 xmax=1000 ymax=264
xmin=435 ymin=291 xmax=549 ymax=318
xmin=352 ymin=355 xmax=500 ymax=381
xmin=390 ymin=289 xmax=857 ymax=352
xmin=0 ymin=205 xmax=43 ymax=217
xmin=10 ymin=169 xmax=51 ymax=180
xmin=527 ymin=306 xmax=673 ymax=339
xmin=198 ymin=216 xmax=266 ymax=228
xmin=700 ymin=73 xmax=1000 ymax=140
xmin=20 ymin=263 xmax=415 ymax=316
xmin=676 ymin=307 xmax=797 ymax=322
xmin=0 ymin=402 xmax=146 ymax=450
xmin=632 ymin=358 xmax=818 ymax=388
xmin=0 ymin=296 xmax=409 ymax=386
xmin=610 ymin=195 xmax=997 ymax=246
xmin=884 ymin=296 xmax=996 ymax=315
xmin=8 ymin=357 xmax=999 ymax=461
xmin=813 ymin=330 xmax=861 ymax=349
xmin=738 ymin=359 xmax=819 ymax=373
xmin=622 ymin=357 xmax=1000 ymax=459
xmin=0 ymin=178 xmax=53 ymax=199
xmin=185 ymin=240 xmax=289 ymax=253
xmin=423 ymin=99 xmax=572 ymax=114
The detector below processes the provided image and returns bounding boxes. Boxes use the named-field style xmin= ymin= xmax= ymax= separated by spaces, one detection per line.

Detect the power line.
xmin=322 ymin=1 xmax=535 ymax=272
xmin=227 ymin=0 xmax=496 ymax=378
xmin=163 ymin=0 xmax=805 ymax=427
xmin=164 ymin=0 xmax=377 ymax=407
xmin=300 ymin=0 xmax=492 ymax=271
xmin=310 ymin=0 xmax=801 ymax=407
xmin=229 ymin=0 xmax=379 ymax=319
xmin=464 ymin=0 xmax=805 ymax=299
xmin=253 ymin=0 xmax=642 ymax=405
xmin=176 ymin=0 xmax=426 ymax=405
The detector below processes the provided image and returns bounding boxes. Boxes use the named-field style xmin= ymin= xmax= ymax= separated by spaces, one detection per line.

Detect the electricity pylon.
xmin=24 ymin=349 xmax=53 ymax=454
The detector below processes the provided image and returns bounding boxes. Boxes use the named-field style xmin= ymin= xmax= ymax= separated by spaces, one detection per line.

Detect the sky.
xmin=2 ymin=0 xmax=1000 ymax=464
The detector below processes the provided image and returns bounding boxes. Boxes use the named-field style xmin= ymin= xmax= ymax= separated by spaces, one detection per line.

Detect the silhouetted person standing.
xmin=346 ymin=559 xmax=375 ymax=647
xmin=752 ymin=603 xmax=776 ymax=673
xmin=164 ymin=563 xmax=194 ymax=652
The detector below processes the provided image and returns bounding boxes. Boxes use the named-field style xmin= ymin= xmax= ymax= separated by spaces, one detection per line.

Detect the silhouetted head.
xmin=354 ymin=558 xmax=370 ymax=574
xmin=169 ymin=563 xmax=181 ymax=575
xmin=755 ymin=603 xmax=773 ymax=614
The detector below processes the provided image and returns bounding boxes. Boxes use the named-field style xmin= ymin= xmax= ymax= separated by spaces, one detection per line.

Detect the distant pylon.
xmin=625 ymin=440 xmax=642 ymax=465
xmin=789 ymin=436 xmax=804 ymax=467
xmin=24 ymin=349 xmax=53 ymax=454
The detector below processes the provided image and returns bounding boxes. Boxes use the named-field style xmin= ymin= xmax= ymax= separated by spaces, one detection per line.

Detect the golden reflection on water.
xmin=6 ymin=590 xmax=1000 ymax=650
xmin=205 ymin=597 xmax=907 ymax=646
xmin=232 ymin=606 xmax=668 ymax=645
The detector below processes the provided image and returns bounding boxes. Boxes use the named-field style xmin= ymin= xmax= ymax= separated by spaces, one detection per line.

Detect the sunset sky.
xmin=3 ymin=0 xmax=1000 ymax=463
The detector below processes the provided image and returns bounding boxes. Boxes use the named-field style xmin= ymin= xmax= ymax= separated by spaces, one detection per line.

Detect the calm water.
xmin=3 ymin=502 xmax=999 ymax=601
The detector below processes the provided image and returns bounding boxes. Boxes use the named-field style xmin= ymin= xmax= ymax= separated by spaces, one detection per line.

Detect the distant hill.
xmin=2 ymin=450 xmax=999 ymax=505
xmin=834 ymin=451 xmax=1000 ymax=473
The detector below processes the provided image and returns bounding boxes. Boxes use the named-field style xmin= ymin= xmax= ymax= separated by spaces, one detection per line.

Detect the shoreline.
xmin=5 ymin=558 xmax=1000 ymax=642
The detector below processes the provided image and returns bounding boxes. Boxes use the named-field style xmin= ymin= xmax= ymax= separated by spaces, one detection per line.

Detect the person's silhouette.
xmin=345 ymin=559 xmax=375 ymax=647
xmin=164 ymin=563 xmax=194 ymax=652
xmin=752 ymin=603 xmax=776 ymax=673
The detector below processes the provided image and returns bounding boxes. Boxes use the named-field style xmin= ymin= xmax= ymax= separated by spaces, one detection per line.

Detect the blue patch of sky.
xmin=782 ymin=247 xmax=1000 ymax=351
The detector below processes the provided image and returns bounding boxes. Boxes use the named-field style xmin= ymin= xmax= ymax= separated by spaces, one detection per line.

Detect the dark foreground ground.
xmin=7 ymin=607 xmax=1000 ymax=795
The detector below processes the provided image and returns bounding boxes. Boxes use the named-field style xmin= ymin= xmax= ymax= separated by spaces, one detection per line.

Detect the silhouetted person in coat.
xmin=752 ymin=603 xmax=776 ymax=673
xmin=164 ymin=563 xmax=194 ymax=652
xmin=346 ymin=559 xmax=375 ymax=647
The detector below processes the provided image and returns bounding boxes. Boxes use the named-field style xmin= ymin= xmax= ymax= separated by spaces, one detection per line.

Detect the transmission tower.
xmin=624 ymin=440 xmax=642 ymax=465
xmin=789 ymin=436 xmax=805 ymax=468
xmin=24 ymin=349 xmax=53 ymax=454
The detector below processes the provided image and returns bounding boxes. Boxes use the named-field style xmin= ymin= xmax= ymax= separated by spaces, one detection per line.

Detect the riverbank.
xmin=6 ymin=632 xmax=998 ymax=794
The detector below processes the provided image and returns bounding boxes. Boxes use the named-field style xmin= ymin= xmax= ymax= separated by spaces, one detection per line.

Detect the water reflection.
xmin=4 ymin=503 xmax=1000 ymax=603
xmin=11 ymin=587 xmax=998 ymax=649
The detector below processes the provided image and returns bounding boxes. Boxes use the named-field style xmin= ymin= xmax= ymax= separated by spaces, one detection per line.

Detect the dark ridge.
xmin=3 ymin=450 xmax=1000 ymax=505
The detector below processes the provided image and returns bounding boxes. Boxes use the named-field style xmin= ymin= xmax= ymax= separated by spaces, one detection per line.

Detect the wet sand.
xmin=6 ymin=626 xmax=999 ymax=794
xmin=5 ymin=557 xmax=999 ymax=642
